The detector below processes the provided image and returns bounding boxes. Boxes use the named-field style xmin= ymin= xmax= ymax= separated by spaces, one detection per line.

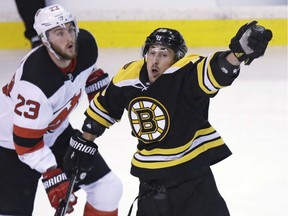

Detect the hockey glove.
xmin=42 ymin=168 xmax=77 ymax=213
xmin=85 ymin=68 xmax=110 ymax=102
xmin=229 ymin=20 xmax=273 ymax=65
xmin=63 ymin=132 xmax=98 ymax=181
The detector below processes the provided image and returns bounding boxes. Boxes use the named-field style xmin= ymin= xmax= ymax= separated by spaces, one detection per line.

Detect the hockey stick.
xmin=54 ymin=169 xmax=78 ymax=216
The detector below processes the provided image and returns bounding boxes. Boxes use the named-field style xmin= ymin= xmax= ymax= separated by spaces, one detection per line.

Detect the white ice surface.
xmin=0 ymin=46 xmax=287 ymax=216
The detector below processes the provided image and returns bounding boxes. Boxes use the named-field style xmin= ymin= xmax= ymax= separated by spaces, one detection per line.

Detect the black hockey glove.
xmin=63 ymin=131 xmax=98 ymax=181
xmin=229 ymin=20 xmax=273 ymax=65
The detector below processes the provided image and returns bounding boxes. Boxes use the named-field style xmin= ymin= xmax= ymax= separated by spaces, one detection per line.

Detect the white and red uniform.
xmin=0 ymin=29 xmax=97 ymax=173
xmin=0 ymin=29 xmax=122 ymax=215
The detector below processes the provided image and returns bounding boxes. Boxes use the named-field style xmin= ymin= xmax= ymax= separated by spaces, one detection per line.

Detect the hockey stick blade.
xmin=54 ymin=169 xmax=78 ymax=216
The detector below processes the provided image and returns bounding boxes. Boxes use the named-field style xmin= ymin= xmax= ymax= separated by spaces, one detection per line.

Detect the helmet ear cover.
xmin=142 ymin=28 xmax=188 ymax=60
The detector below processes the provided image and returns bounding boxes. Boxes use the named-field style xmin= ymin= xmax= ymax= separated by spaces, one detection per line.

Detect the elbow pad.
xmin=82 ymin=117 xmax=106 ymax=137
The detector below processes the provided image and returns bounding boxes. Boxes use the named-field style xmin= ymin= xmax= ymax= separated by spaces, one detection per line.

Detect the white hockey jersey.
xmin=0 ymin=29 xmax=98 ymax=173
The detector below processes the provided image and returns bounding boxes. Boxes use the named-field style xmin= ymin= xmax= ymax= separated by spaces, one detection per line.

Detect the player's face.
xmin=146 ymin=45 xmax=176 ymax=83
xmin=47 ymin=22 xmax=77 ymax=60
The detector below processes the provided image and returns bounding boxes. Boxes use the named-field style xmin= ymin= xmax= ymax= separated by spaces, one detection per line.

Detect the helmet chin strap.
xmin=45 ymin=42 xmax=63 ymax=60
xmin=40 ymin=32 xmax=65 ymax=60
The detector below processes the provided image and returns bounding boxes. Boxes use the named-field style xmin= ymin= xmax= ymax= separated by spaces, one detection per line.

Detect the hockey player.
xmin=0 ymin=4 xmax=122 ymax=216
xmin=63 ymin=21 xmax=272 ymax=216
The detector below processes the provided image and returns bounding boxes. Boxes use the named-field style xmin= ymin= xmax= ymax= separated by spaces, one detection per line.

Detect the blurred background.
xmin=0 ymin=0 xmax=286 ymax=49
xmin=0 ymin=0 xmax=287 ymax=215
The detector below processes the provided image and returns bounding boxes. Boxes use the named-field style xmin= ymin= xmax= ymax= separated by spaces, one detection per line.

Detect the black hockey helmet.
xmin=142 ymin=28 xmax=188 ymax=60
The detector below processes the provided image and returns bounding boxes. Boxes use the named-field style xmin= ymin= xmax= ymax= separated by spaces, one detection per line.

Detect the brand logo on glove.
xmin=43 ymin=173 xmax=68 ymax=189
xmin=79 ymin=172 xmax=87 ymax=180
xmin=70 ymin=139 xmax=97 ymax=155
xmin=85 ymin=76 xmax=110 ymax=94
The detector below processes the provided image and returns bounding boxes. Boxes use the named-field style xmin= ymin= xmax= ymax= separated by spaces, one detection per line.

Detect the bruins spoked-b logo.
xmin=128 ymin=97 xmax=170 ymax=143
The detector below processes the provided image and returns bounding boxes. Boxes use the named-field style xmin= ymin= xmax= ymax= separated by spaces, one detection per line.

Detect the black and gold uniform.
xmin=75 ymin=23 xmax=272 ymax=216
xmin=85 ymin=51 xmax=239 ymax=180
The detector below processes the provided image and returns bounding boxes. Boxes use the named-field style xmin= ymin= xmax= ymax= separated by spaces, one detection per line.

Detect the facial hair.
xmin=51 ymin=42 xmax=78 ymax=60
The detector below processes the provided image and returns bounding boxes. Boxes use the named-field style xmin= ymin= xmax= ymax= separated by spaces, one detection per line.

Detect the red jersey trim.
xmin=15 ymin=140 xmax=44 ymax=155
xmin=13 ymin=124 xmax=46 ymax=138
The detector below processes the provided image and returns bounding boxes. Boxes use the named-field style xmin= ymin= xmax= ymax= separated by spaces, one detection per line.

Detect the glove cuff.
xmin=217 ymin=51 xmax=240 ymax=77
xmin=42 ymin=168 xmax=68 ymax=190
xmin=229 ymin=43 xmax=248 ymax=63
xmin=69 ymin=133 xmax=98 ymax=156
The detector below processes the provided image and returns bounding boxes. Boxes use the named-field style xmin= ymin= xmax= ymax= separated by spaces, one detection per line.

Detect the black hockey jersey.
xmin=0 ymin=29 xmax=98 ymax=173
xmin=86 ymin=52 xmax=239 ymax=180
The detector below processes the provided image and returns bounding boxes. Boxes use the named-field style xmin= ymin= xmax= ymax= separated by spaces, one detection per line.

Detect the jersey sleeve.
xmin=176 ymin=52 xmax=239 ymax=98
xmin=195 ymin=51 xmax=240 ymax=96
xmin=84 ymin=60 xmax=143 ymax=127
xmin=11 ymin=79 xmax=57 ymax=173
xmin=85 ymin=79 xmax=126 ymax=128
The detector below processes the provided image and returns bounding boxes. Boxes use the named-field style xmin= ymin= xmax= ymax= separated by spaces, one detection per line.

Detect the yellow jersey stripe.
xmin=132 ymin=138 xmax=225 ymax=169
xmin=138 ymin=126 xmax=217 ymax=155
